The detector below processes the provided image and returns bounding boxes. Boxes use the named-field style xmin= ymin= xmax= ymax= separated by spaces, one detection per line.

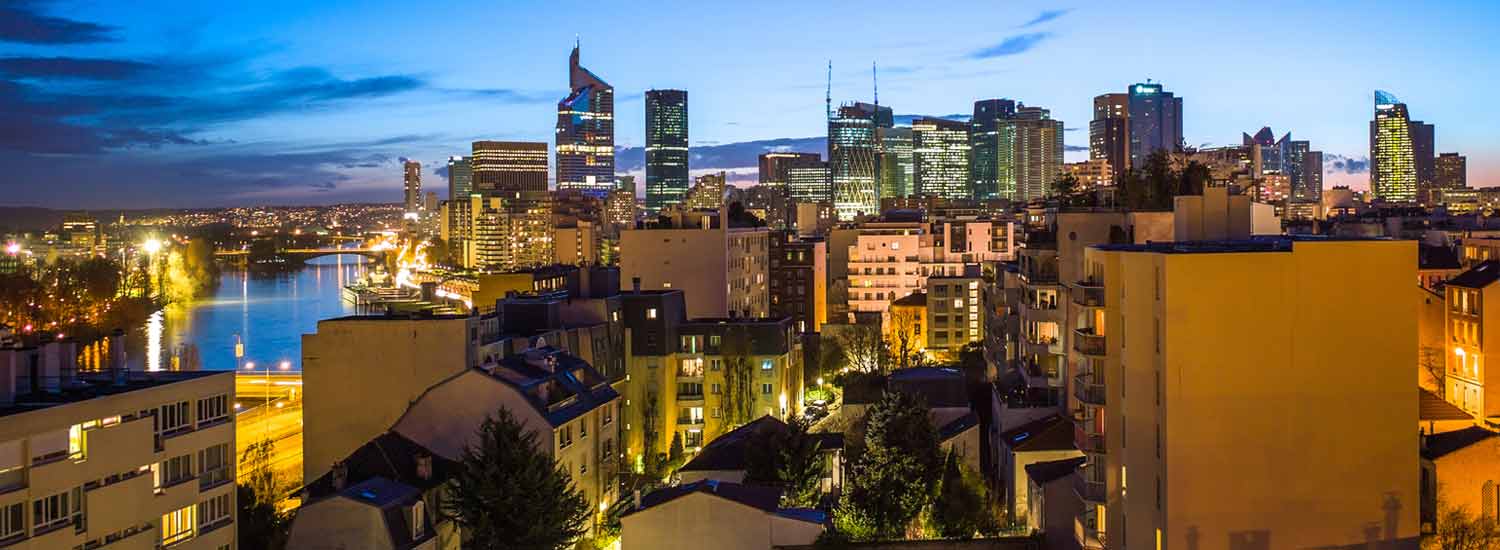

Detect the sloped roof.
xmin=1418 ymin=245 xmax=1461 ymax=271
xmin=1447 ymin=261 xmax=1500 ymax=289
xmin=1000 ymin=414 xmax=1075 ymax=452
xmin=304 ymin=432 xmax=458 ymax=500
xmin=1025 ymin=456 xmax=1086 ymax=485
xmin=1420 ymin=390 xmax=1473 ymax=422
xmin=1424 ymin=426 xmax=1497 ymax=460
xmin=938 ymin=411 xmax=980 ymax=441
xmin=679 ymin=416 xmax=786 ymax=473
xmin=628 ymin=479 xmax=824 ymax=525
xmin=490 ymin=347 xmax=620 ymax=427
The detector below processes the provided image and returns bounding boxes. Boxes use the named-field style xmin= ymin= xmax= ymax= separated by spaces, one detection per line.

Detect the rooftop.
xmin=1423 ymin=426 xmax=1497 ymax=460
xmin=0 ymin=369 xmax=228 ymax=418
xmin=1025 ymin=456 xmax=1086 ymax=485
xmin=303 ymin=431 xmax=457 ymax=499
xmin=488 ymin=347 xmax=618 ymax=427
xmin=999 ymin=414 xmax=1075 ymax=452
xmin=1420 ymin=390 xmax=1473 ymax=422
xmin=628 ymin=479 xmax=826 ymax=524
xmin=679 ymin=416 xmax=786 ymax=473
xmin=1092 ymin=235 xmax=1393 ymax=255
xmin=1447 ymin=261 xmax=1500 ymax=289
xmin=1418 ymin=245 xmax=1462 ymax=271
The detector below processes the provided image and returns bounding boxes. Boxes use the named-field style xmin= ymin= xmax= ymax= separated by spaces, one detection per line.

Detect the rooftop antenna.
xmin=574 ymin=34 xmax=579 ymax=49
xmin=825 ymin=60 xmax=832 ymax=121
xmin=872 ymin=61 xmax=878 ymax=108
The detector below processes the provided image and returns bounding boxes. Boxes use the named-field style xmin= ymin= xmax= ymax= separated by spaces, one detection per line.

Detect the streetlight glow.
xmin=3 ymin=242 xmax=19 ymax=255
xmin=244 ymin=361 xmax=256 ymax=370
xmin=141 ymin=239 xmax=163 ymax=255
xmin=279 ymin=360 xmax=291 ymax=371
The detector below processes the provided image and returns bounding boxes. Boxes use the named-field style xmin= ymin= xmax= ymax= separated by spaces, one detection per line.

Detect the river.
xmin=125 ymin=254 xmax=371 ymax=372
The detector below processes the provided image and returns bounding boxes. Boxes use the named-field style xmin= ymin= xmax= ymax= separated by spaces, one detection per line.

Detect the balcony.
xmin=676 ymin=416 xmax=705 ymax=426
xmin=1073 ymin=328 xmax=1105 ymax=356
xmin=1073 ymin=472 xmax=1106 ymax=503
xmin=1075 ymin=511 xmax=1107 ymax=549
xmin=1071 ymin=282 xmax=1104 ymax=308
xmin=1074 ymin=425 xmax=1105 ymax=454
xmin=1074 ymin=373 xmax=1106 ymax=406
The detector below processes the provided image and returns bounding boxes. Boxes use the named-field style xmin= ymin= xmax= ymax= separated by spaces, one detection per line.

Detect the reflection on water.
xmin=130 ymin=254 xmax=369 ymax=372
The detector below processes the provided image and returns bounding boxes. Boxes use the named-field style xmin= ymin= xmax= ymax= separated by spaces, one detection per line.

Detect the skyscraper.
xmin=403 ymin=160 xmax=422 ymax=214
xmin=1006 ymin=106 xmax=1064 ymax=203
xmin=970 ymin=99 xmax=1017 ymax=199
xmin=1089 ymin=93 xmax=1128 ymax=179
xmin=1436 ymin=153 xmax=1467 ymax=190
xmin=1298 ymin=149 xmax=1324 ymax=202
xmin=877 ymin=126 xmax=914 ymax=199
xmin=446 ymin=156 xmax=472 ymax=200
xmin=787 ymin=163 xmax=831 ymax=204
xmin=1411 ymin=120 xmax=1436 ymax=200
xmin=556 ymin=44 xmax=615 ymax=196
xmin=645 ymin=89 xmax=689 ymax=211
xmin=472 ymin=141 xmax=548 ymax=193
xmin=912 ymin=117 xmax=970 ymax=199
xmin=760 ymin=152 xmax=823 ymax=190
xmin=1126 ymin=82 xmax=1183 ymax=168
xmin=1370 ymin=90 xmax=1417 ymax=202
xmin=830 ymin=104 xmax=880 ymax=221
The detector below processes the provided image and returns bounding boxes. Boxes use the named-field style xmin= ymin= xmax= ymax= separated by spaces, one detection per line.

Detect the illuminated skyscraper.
xmin=403 ymin=160 xmax=422 ymax=214
xmin=787 ymin=163 xmax=831 ymax=204
xmin=1126 ymin=82 xmax=1183 ymax=168
xmin=645 ymin=89 xmax=689 ymax=211
xmin=1436 ymin=153 xmax=1467 ymax=190
xmin=912 ymin=117 xmax=970 ymax=199
xmin=1007 ymin=106 xmax=1064 ymax=203
xmin=472 ymin=141 xmax=548 ymax=193
xmin=1370 ymin=90 xmax=1417 ymax=202
xmin=970 ymin=99 xmax=1017 ymax=199
xmin=1411 ymin=120 xmax=1436 ymax=200
xmin=876 ymin=127 xmax=914 ymax=199
xmin=830 ymin=104 xmax=880 ymax=220
xmin=1090 ymin=93 xmax=1128 ymax=179
xmin=447 ymin=156 xmax=472 ymax=199
xmin=556 ymin=44 xmax=615 ymax=196
xmin=760 ymin=152 xmax=822 ymax=190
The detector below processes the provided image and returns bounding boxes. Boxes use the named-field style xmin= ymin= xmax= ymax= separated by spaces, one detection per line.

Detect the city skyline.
xmin=0 ymin=0 xmax=1496 ymax=208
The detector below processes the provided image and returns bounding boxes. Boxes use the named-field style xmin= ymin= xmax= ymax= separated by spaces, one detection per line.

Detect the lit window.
xmin=647 ymin=308 xmax=657 ymax=319
xmin=161 ymin=505 xmax=196 ymax=546
xmin=761 ymin=359 xmax=774 ymax=371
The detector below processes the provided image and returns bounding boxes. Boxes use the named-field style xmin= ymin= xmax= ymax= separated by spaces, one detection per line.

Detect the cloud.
xmin=617 ymin=136 xmax=825 ymax=173
xmin=0 ymin=0 xmax=117 ymax=44
xmin=969 ymin=32 xmax=1053 ymax=59
xmin=1325 ymin=154 xmax=1370 ymax=174
xmin=449 ymin=87 xmax=557 ymax=104
xmin=0 ymin=56 xmax=151 ymax=80
xmin=1065 ymin=145 xmax=1088 ymax=152
xmin=1064 ymin=127 xmax=1080 ymax=132
xmin=893 ymin=113 xmax=969 ymax=125
xmin=1019 ymin=9 xmax=1070 ymax=28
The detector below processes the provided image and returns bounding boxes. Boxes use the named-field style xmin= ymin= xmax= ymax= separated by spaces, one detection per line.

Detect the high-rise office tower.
xmin=970 ymin=99 xmax=1018 ymax=199
xmin=877 ymin=126 xmax=914 ymax=199
xmin=1370 ymin=90 xmax=1418 ymax=202
xmin=1436 ymin=153 xmax=1467 ymax=190
xmin=852 ymin=101 xmax=893 ymax=129
xmin=1411 ymin=120 xmax=1436 ymax=200
xmin=1300 ymin=150 xmax=1324 ymax=202
xmin=830 ymin=104 xmax=880 ymax=221
xmin=556 ymin=44 xmax=615 ymax=196
xmin=403 ymin=160 xmax=422 ymax=214
xmin=787 ymin=163 xmax=831 ymax=204
xmin=1089 ymin=93 xmax=1129 ymax=179
xmin=912 ymin=118 xmax=970 ymax=199
xmin=1008 ymin=106 xmax=1064 ymax=203
xmin=1126 ymin=82 xmax=1183 ymax=168
xmin=447 ymin=156 xmax=472 ymax=199
xmin=472 ymin=141 xmax=548 ymax=193
xmin=645 ymin=89 xmax=689 ymax=211
xmin=759 ymin=152 xmax=824 ymax=190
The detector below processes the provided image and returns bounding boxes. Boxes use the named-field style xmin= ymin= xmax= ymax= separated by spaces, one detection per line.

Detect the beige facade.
xmin=1443 ymin=267 xmax=1500 ymax=420
xmin=0 ymin=359 xmax=235 ymax=550
xmin=620 ymin=485 xmax=823 ymax=550
xmin=619 ymin=212 xmax=770 ymax=319
xmin=1076 ymin=238 xmax=1418 ymax=550
xmin=846 ymin=217 xmax=1015 ymax=314
xmin=301 ymin=315 xmax=477 ymax=484
xmin=554 ymin=221 xmax=600 ymax=267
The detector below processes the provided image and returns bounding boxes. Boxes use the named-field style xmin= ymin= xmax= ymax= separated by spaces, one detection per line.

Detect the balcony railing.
xmin=1074 ymin=425 xmax=1105 ymax=454
xmin=1071 ymin=282 xmax=1104 ymax=308
xmin=1075 ymin=511 xmax=1107 ymax=549
xmin=1073 ymin=473 xmax=1106 ymax=503
xmin=1073 ymin=328 xmax=1106 ymax=356
xmin=1074 ymin=373 xmax=1106 ymax=406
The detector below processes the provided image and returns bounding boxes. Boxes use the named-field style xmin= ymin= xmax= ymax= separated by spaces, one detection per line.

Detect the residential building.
xmin=912 ymin=117 xmax=970 ymax=199
xmin=619 ymin=210 xmax=770 ymax=319
xmin=845 ymin=212 xmax=1015 ymax=314
xmin=877 ymin=126 xmax=914 ymax=199
xmin=1090 ymin=93 xmax=1128 ymax=178
xmin=403 ymin=160 xmax=421 ymax=215
xmin=1073 ymin=237 xmax=1417 ymax=549
xmin=999 ymin=415 xmax=1082 ymax=526
xmin=468 ymin=191 xmax=554 ymax=272
xmin=769 ymin=233 xmax=827 ymax=334
xmin=0 ymin=343 xmax=235 ymax=550
xmin=554 ymin=220 xmax=600 ymax=267
xmin=290 ymin=444 xmax=456 ymax=550
xmin=556 ymin=45 xmax=615 ymax=196
xmin=1025 ymin=456 xmax=1086 ymax=550
xmin=1436 ymin=153 xmax=1467 ymax=190
xmin=1442 ymin=261 xmax=1500 ymax=420
xmin=683 ymin=172 xmax=726 ymax=211
xmin=1065 ymin=159 xmax=1113 ymax=190
xmin=924 ymin=269 xmax=985 ymax=361
xmin=886 ymin=367 xmax=983 ymax=475
xmin=675 ymin=416 xmax=842 ymax=491
xmin=621 ymin=480 xmax=824 ymax=550
xmin=742 ymin=185 xmax=791 ymax=230
xmin=1126 ymin=82 xmax=1183 ymax=168
xmin=645 ymin=89 xmax=690 ymax=212
xmin=971 ymin=98 xmax=1018 ymax=200
xmin=829 ymin=104 xmax=880 ymax=221
xmin=1371 ymin=90 xmax=1419 ymax=203
xmin=604 ymin=188 xmax=638 ymax=236
xmin=1419 ymin=427 xmax=1500 ymax=535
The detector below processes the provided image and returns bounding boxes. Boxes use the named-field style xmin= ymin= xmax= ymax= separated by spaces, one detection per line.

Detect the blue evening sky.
xmin=1 ymin=0 xmax=1496 ymax=207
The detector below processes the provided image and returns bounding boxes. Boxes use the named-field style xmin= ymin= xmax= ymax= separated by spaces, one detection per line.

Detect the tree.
xmin=666 ymin=432 xmax=685 ymax=472
xmin=1420 ymin=346 xmax=1446 ymax=392
xmin=444 ymin=408 xmax=590 ymax=550
xmin=819 ymin=337 xmax=848 ymax=376
xmin=721 ymin=329 xmax=757 ymax=428
xmin=928 ymin=451 xmax=998 ymax=539
xmin=887 ymin=307 xmax=927 ymax=370
xmin=641 ymin=393 xmax=662 ymax=476
xmin=238 ymin=438 xmax=289 ymax=550
xmin=840 ymin=325 xmax=893 ymax=375
xmin=1425 ymin=503 xmax=1500 ymax=550
xmin=833 ymin=390 xmax=939 ymax=540
xmin=744 ymin=417 xmax=827 ymax=508
xmin=1051 ymin=174 xmax=1098 ymax=208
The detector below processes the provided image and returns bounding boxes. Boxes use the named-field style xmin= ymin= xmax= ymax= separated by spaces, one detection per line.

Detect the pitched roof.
xmin=892 ymin=291 xmax=927 ymax=307
xmin=938 ymin=411 xmax=980 ymax=441
xmin=489 ymin=347 xmax=620 ymax=427
xmin=1424 ymin=426 xmax=1498 ymax=460
xmin=1447 ymin=261 xmax=1500 ymax=289
xmin=332 ymin=477 xmax=434 ymax=550
xmin=679 ymin=416 xmax=787 ymax=472
xmin=303 ymin=432 xmax=457 ymax=499
xmin=1420 ymin=390 xmax=1473 ymax=422
xmin=888 ymin=367 xmax=970 ymax=408
xmin=1025 ymin=456 xmax=1086 ymax=485
xmin=1000 ymin=414 xmax=1075 ymax=452
xmin=628 ymin=479 xmax=824 ymax=524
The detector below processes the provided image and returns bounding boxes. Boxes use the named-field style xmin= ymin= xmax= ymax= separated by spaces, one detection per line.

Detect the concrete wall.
xmin=1432 ymin=436 xmax=1500 ymax=517
xmin=621 ymin=491 xmax=822 ymax=550
xmin=286 ymin=497 xmax=392 ymax=550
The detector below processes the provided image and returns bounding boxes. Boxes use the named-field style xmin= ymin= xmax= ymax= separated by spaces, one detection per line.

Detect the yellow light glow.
xmin=141 ymin=239 xmax=162 ymax=254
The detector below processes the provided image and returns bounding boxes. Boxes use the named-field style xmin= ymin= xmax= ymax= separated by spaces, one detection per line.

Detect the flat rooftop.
xmin=1092 ymin=235 xmax=1394 ymax=255
xmin=0 ymin=370 xmax=229 ymax=418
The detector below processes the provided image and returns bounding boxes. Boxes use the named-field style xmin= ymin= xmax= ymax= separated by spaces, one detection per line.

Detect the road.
xmin=235 ymin=373 xmax=304 ymax=494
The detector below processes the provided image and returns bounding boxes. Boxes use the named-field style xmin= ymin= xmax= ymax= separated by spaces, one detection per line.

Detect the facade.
xmin=1442 ymin=262 xmax=1500 ymax=420
xmin=446 ymin=155 xmax=471 ymax=205
xmin=1090 ymin=93 xmax=1129 ymax=179
xmin=472 ymin=141 xmax=547 ymax=193
xmin=554 ymin=220 xmax=600 ymax=267
xmin=468 ymin=192 xmax=554 ymax=272
xmin=621 ymin=480 xmax=823 ymax=550
xmin=0 ymin=345 xmax=236 ymax=550
xmin=829 ymin=104 xmax=880 ymax=221
xmin=1370 ymin=90 xmax=1418 ymax=203
xmin=769 ymin=233 xmax=827 ymax=334
xmin=618 ymin=211 xmax=770 ymax=319
xmin=645 ymin=89 xmax=690 ymax=212
xmin=1003 ymin=106 xmax=1064 ymax=204
xmin=911 ymin=117 xmax=971 ymax=199
xmin=604 ymin=188 xmax=638 ymax=235
xmin=1301 ymin=150 xmax=1324 ymax=202
xmin=1065 ymin=159 xmax=1113 ymax=190
xmin=1126 ymin=82 xmax=1183 ymax=169
xmin=683 ymin=172 xmax=726 ymax=211
xmin=876 ymin=126 xmax=914 ymax=199
xmin=1412 ymin=120 xmax=1436 ymax=197
xmin=556 ymin=45 xmax=615 ymax=196
xmin=970 ymin=98 xmax=1018 ymax=200
xmin=845 ymin=213 xmax=1015 ymax=314
xmin=403 ymin=160 xmax=422 ymax=215
xmin=786 ymin=163 xmax=830 ymax=204
xmin=1073 ymin=237 xmax=1418 ymax=550
xmin=924 ymin=271 xmax=985 ymax=359
xmin=1436 ymin=152 xmax=1467 ymax=190
xmin=759 ymin=153 xmax=822 ymax=192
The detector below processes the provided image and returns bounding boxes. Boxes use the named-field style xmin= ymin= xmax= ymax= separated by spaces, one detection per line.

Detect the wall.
xmin=621 ymin=492 xmax=821 ymax=550
xmin=620 ymin=228 xmax=730 ymax=319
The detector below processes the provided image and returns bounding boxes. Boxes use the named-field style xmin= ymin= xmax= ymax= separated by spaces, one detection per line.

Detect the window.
xmin=411 ymin=501 xmax=426 ymax=540
xmin=32 ymin=488 xmax=79 ymax=532
xmin=559 ymin=426 xmax=575 ymax=449
xmin=0 ymin=502 xmax=21 ymax=540
xmin=761 ymin=359 xmax=774 ymax=371
xmin=580 ymin=462 xmax=587 ymax=475
xmin=602 ymin=404 xmax=613 ymax=426
xmin=762 ymin=383 xmax=773 ymax=395
xmin=158 ymin=454 xmax=193 ymax=489
xmin=159 ymin=401 xmax=191 ymax=436
xmin=68 ymin=423 xmax=85 ymax=460
xmin=162 ymin=505 xmax=195 ymax=546
xmin=709 ymin=335 xmax=721 ymax=348
xmin=678 ymin=382 xmax=703 ymax=396
xmin=711 ymin=383 xmax=722 ymax=395
xmin=580 ymin=421 xmax=587 ymax=440
xmin=646 ymin=308 xmax=658 ymax=319
xmin=197 ymin=394 xmax=229 ymax=427
xmin=686 ymin=430 xmax=704 ymax=448
xmin=197 ymin=492 xmax=231 ymax=530
xmin=198 ymin=443 xmax=232 ymax=490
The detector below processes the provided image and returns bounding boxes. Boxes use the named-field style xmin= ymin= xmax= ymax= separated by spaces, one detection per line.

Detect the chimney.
xmin=631 ymin=277 xmax=641 ymax=293
xmin=415 ymin=453 xmax=432 ymax=481
xmin=332 ymin=461 xmax=348 ymax=490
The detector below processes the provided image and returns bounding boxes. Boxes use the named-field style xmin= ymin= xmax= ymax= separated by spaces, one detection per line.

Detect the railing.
xmin=1074 ymin=473 xmax=1106 ymax=504
xmin=1074 ymin=373 xmax=1106 ymax=406
xmin=1075 ymin=512 xmax=1107 ymax=549
xmin=676 ymin=416 xmax=704 ymax=426
xmin=199 ymin=467 xmax=232 ymax=491
xmin=1071 ymin=282 xmax=1105 ymax=307
xmin=1074 ymin=425 xmax=1105 ymax=454
xmin=1073 ymin=328 xmax=1106 ymax=356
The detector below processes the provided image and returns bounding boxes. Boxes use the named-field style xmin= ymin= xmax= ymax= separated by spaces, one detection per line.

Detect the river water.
xmin=125 ymin=254 xmax=371 ymax=372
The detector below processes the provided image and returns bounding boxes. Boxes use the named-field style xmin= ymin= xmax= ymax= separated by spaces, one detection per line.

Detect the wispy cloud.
xmin=0 ymin=0 xmax=117 ymax=44
xmin=969 ymin=32 xmax=1053 ymax=59
xmin=1065 ymin=145 xmax=1088 ymax=152
xmin=1325 ymin=154 xmax=1370 ymax=174
xmin=1019 ymin=9 xmax=1071 ymax=28
xmin=0 ymin=56 xmax=150 ymax=80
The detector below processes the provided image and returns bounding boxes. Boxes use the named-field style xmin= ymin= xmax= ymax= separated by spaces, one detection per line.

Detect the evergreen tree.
xmin=444 ymin=408 xmax=590 ymax=550
xmin=743 ymin=417 xmax=826 ymax=508
xmin=238 ymin=438 xmax=289 ymax=550
xmin=721 ymin=328 xmax=757 ymax=429
xmin=833 ymin=390 xmax=939 ymax=540
xmin=666 ymin=432 xmax=685 ymax=472
xmin=928 ymin=451 xmax=995 ymax=539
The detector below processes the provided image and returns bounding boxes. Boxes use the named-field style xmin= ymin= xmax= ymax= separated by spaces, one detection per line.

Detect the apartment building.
xmin=924 ymin=270 xmax=984 ymax=361
xmin=0 ymin=343 xmax=235 ymax=550
xmin=769 ymin=233 xmax=827 ymax=334
xmin=845 ymin=212 xmax=1014 ymax=314
xmin=616 ymin=290 xmax=803 ymax=468
xmin=1442 ymin=261 xmax=1500 ymax=420
xmin=619 ymin=210 xmax=770 ymax=319
xmin=1073 ymin=237 xmax=1417 ymax=550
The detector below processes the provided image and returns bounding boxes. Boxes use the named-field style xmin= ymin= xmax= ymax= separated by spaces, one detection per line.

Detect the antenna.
xmin=575 ymin=34 xmax=580 ymax=49
xmin=873 ymin=61 xmax=878 ymax=107
xmin=825 ymin=60 xmax=832 ymax=121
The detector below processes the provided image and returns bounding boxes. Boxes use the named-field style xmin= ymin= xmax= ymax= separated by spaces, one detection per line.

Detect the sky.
xmin=0 ymin=0 xmax=1497 ymax=208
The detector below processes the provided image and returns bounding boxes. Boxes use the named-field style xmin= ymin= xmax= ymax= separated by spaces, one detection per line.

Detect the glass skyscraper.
xmin=877 ymin=126 xmax=913 ymax=199
xmin=912 ymin=118 xmax=970 ymax=199
xmin=830 ymin=104 xmax=880 ymax=221
xmin=970 ymin=99 xmax=1017 ymax=199
xmin=1089 ymin=93 xmax=1128 ymax=180
xmin=1126 ymin=82 xmax=1183 ymax=168
xmin=446 ymin=156 xmax=472 ymax=200
xmin=556 ymin=44 xmax=615 ymax=197
xmin=1370 ymin=90 xmax=1417 ymax=203
xmin=645 ymin=89 xmax=689 ymax=212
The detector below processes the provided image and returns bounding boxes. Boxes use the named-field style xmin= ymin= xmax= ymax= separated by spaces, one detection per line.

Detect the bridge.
xmin=215 ymin=247 xmax=387 ymax=262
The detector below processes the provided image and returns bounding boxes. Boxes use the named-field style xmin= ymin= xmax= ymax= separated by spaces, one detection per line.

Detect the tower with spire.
xmin=556 ymin=41 xmax=616 ymax=197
